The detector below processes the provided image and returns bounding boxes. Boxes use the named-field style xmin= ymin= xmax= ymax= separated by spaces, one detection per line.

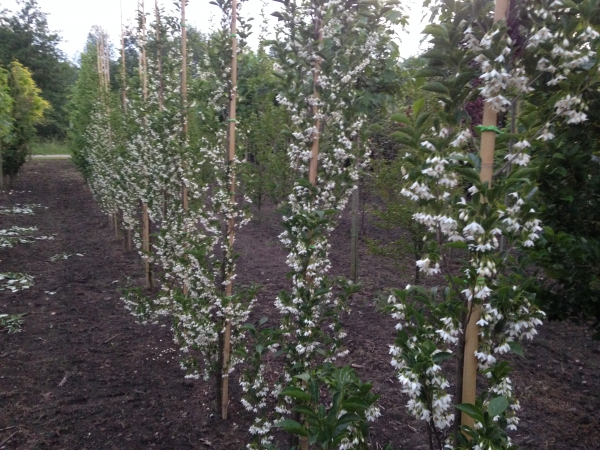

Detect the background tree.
xmin=67 ymin=34 xmax=102 ymax=178
xmin=1 ymin=60 xmax=49 ymax=187
xmin=0 ymin=67 xmax=14 ymax=189
xmin=0 ymin=0 xmax=77 ymax=139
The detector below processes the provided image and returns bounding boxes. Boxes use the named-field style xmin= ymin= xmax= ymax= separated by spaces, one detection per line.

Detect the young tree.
xmin=240 ymin=0 xmax=403 ymax=446
xmin=387 ymin=0 xmax=599 ymax=448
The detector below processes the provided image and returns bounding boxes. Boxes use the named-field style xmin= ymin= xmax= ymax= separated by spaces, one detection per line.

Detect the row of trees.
xmin=69 ymin=0 xmax=600 ymax=449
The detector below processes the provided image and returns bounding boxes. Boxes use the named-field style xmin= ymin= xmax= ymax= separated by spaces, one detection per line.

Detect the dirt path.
xmin=1 ymin=160 xmax=599 ymax=449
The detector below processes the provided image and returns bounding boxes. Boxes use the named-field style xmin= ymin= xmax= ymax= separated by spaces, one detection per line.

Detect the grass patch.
xmin=31 ymin=139 xmax=70 ymax=155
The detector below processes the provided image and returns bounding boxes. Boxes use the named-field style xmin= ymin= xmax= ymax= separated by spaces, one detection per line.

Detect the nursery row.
xmin=65 ymin=0 xmax=600 ymax=449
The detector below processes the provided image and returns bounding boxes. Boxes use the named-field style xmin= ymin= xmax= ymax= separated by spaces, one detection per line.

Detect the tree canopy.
xmin=0 ymin=0 xmax=77 ymax=139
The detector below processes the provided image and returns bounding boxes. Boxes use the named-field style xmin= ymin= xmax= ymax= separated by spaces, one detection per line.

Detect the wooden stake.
xmin=460 ymin=0 xmax=509 ymax=432
xmin=180 ymin=0 xmax=190 ymax=299
xmin=181 ymin=0 xmax=189 ymax=213
xmin=308 ymin=15 xmax=323 ymax=188
xmin=298 ymin=8 xmax=324 ymax=450
xmin=155 ymin=0 xmax=164 ymax=113
xmin=139 ymin=0 xmax=153 ymax=289
xmin=120 ymin=0 xmax=128 ymax=113
xmin=221 ymin=0 xmax=238 ymax=420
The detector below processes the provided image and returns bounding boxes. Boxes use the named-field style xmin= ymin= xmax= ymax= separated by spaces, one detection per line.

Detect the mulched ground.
xmin=1 ymin=160 xmax=599 ymax=449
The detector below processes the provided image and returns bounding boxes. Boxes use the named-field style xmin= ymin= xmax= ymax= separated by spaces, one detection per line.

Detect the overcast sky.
xmin=1 ymin=0 xmax=429 ymax=63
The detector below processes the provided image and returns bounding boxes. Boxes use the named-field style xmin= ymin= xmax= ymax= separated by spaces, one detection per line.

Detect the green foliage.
xmin=530 ymin=227 xmax=600 ymax=337
xmin=525 ymin=91 xmax=600 ymax=335
xmin=0 ymin=272 xmax=34 ymax=292
xmin=455 ymin=396 xmax=517 ymax=450
xmin=237 ymin=50 xmax=292 ymax=213
xmin=368 ymin=155 xmax=426 ymax=283
xmin=0 ymin=313 xmax=25 ymax=333
xmin=275 ymin=365 xmax=380 ymax=450
xmin=0 ymin=67 xmax=12 ymax=141
xmin=0 ymin=0 xmax=78 ymax=139
xmin=67 ymin=37 xmax=101 ymax=178
xmin=1 ymin=60 xmax=49 ymax=183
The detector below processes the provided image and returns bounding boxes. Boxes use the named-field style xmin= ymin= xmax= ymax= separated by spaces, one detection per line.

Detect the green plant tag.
xmin=475 ymin=125 xmax=504 ymax=134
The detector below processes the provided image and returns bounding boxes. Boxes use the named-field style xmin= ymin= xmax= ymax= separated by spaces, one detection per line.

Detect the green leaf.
xmin=390 ymin=131 xmax=414 ymax=146
xmin=416 ymin=66 xmax=444 ymax=78
xmin=432 ymin=351 xmax=453 ymax=364
xmin=294 ymin=372 xmax=311 ymax=382
xmin=508 ymin=341 xmax=524 ymax=357
xmin=390 ymin=113 xmax=411 ymax=125
xmin=423 ymin=24 xmax=448 ymax=40
xmin=415 ymin=112 xmax=431 ymax=130
xmin=444 ymin=241 xmax=468 ymax=250
xmin=455 ymin=403 xmax=485 ymax=424
xmin=422 ymin=82 xmax=448 ymax=95
xmin=488 ymin=395 xmax=509 ymax=418
xmin=342 ymin=397 xmax=370 ymax=412
xmin=280 ymin=386 xmax=311 ymax=402
xmin=412 ymin=97 xmax=425 ymax=117
xmin=276 ymin=419 xmax=309 ymax=437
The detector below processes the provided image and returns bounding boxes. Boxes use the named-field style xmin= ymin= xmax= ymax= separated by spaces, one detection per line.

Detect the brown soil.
xmin=1 ymin=160 xmax=599 ymax=450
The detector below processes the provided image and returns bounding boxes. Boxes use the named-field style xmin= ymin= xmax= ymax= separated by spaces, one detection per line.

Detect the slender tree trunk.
xmin=350 ymin=137 xmax=361 ymax=284
xmin=460 ymin=0 xmax=509 ymax=434
xmin=142 ymin=201 xmax=153 ymax=288
xmin=297 ymin=8 xmax=324 ymax=450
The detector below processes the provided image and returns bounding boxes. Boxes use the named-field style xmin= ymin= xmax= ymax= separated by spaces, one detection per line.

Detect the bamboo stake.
xmin=180 ymin=0 xmax=190 ymax=299
xmin=221 ymin=0 xmax=238 ymax=420
xmin=181 ymin=0 xmax=189 ymax=213
xmin=139 ymin=0 xmax=153 ymax=288
xmin=104 ymin=34 xmax=110 ymax=90
xmin=120 ymin=5 xmax=133 ymax=252
xmin=460 ymin=0 xmax=509 ymax=432
xmin=120 ymin=0 xmax=128 ymax=114
xmin=155 ymin=0 xmax=164 ymax=112
xmin=298 ymin=8 xmax=324 ymax=450
xmin=308 ymin=16 xmax=323 ymax=188
xmin=155 ymin=1 xmax=168 ymax=219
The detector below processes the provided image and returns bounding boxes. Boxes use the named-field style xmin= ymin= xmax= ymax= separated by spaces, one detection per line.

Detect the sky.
xmin=1 ymin=0 xmax=429 ymax=63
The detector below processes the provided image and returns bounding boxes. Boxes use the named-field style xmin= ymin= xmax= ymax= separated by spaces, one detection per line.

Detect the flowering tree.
xmin=387 ymin=0 xmax=600 ymax=448
xmin=239 ymin=0 xmax=402 ymax=447
xmin=117 ymin=0 xmax=256 ymax=420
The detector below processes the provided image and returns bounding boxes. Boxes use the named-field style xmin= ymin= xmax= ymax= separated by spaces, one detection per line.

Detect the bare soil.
xmin=1 ymin=160 xmax=599 ymax=449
